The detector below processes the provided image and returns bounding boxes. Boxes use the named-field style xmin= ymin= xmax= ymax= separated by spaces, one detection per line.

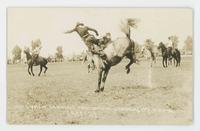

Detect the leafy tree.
xmin=183 ymin=36 xmax=193 ymax=53
xmin=55 ymin=46 xmax=64 ymax=62
xmin=12 ymin=45 xmax=22 ymax=63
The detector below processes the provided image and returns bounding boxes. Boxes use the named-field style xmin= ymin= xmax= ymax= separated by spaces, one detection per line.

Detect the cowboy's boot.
xmin=91 ymin=49 xmax=106 ymax=59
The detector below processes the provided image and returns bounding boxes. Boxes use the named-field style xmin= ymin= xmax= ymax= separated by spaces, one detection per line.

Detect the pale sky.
xmin=7 ymin=8 xmax=193 ymax=58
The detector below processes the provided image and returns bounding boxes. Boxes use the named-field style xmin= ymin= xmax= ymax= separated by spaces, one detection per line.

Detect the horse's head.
xmin=157 ymin=42 xmax=164 ymax=50
xmin=23 ymin=47 xmax=32 ymax=60
xmin=24 ymin=47 xmax=30 ymax=54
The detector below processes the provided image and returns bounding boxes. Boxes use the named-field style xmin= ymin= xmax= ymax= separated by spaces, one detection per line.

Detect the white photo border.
xmin=0 ymin=0 xmax=199 ymax=131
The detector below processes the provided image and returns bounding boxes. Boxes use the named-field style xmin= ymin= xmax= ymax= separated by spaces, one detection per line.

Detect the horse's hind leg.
xmin=87 ymin=64 xmax=90 ymax=73
xmin=173 ymin=57 xmax=178 ymax=67
xmin=178 ymin=57 xmax=181 ymax=66
xmin=43 ymin=65 xmax=48 ymax=74
xmin=173 ymin=58 xmax=176 ymax=66
xmin=38 ymin=65 xmax=42 ymax=76
xmin=125 ymin=53 xmax=134 ymax=74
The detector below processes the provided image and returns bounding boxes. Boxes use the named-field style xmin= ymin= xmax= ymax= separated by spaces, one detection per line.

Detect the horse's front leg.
xmin=125 ymin=53 xmax=134 ymax=74
xmin=165 ymin=57 xmax=168 ymax=67
xmin=162 ymin=57 xmax=165 ymax=68
xmin=95 ymin=69 xmax=103 ymax=93
xmin=28 ymin=65 xmax=31 ymax=75
xmin=100 ymin=67 xmax=110 ymax=92
xmin=30 ymin=65 xmax=35 ymax=76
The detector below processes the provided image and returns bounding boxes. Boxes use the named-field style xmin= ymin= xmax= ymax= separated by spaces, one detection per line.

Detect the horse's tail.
xmin=120 ymin=18 xmax=138 ymax=40
xmin=120 ymin=20 xmax=130 ymax=39
xmin=178 ymin=49 xmax=181 ymax=63
xmin=176 ymin=49 xmax=181 ymax=64
xmin=120 ymin=18 xmax=138 ymax=51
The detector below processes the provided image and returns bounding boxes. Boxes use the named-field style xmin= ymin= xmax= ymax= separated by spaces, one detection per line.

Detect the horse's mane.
xmin=159 ymin=42 xmax=167 ymax=49
xmin=24 ymin=50 xmax=32 ymax=61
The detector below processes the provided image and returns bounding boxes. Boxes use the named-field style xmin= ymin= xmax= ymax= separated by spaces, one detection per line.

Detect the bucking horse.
xmin=65 ymin=19 xmax=138 ymax=93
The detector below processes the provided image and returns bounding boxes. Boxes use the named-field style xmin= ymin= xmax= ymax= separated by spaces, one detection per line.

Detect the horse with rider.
xmin=65 ymin=19 xmax=138 ymax=92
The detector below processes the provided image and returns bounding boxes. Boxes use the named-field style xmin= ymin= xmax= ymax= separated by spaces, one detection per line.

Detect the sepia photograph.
xmin=7 ymin=7 xmax=193 ymax=125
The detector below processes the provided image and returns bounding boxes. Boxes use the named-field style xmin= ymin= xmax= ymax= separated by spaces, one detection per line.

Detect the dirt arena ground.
xmin=7 ymin=56 xmax=193 ymax=125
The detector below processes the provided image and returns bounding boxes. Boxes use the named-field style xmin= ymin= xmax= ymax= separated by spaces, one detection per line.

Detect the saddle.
xmin=32 ymin=54 xmax=39 ymax=65
xmin=167 ymin=47 xmax=176 ymax=54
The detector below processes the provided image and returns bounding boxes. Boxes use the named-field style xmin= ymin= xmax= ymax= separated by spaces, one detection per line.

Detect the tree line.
xmin=134 ymin=35 xmax=192 ymax=56
xmin=8 ymin=35 xmax=192 ymax=64
xmin=8 ymin=39 xmax=64 ymax=64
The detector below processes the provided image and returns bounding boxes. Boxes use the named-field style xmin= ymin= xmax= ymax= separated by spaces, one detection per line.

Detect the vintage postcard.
xmin=7 ymin=7 xmax=193 ymax=124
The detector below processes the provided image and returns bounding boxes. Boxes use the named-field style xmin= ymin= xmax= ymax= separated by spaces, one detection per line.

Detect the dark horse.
xmin=168 ymin=47 xmax=181 ymax=67
xmin=157 ymin=42 xmax=181 ymax=68
xmin=24 ymin=49 xmax=48 ymax=76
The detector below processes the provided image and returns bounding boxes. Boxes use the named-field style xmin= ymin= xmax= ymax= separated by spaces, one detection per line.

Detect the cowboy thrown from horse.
xmin=98 ymin=32 xmax=112 ymax=49
xmin=64 ymin=22 xmax=107 ymax=59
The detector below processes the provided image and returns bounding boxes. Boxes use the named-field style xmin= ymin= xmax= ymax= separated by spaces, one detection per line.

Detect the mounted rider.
xmin=31 ymin=39 xmax=42 ymax=64
xmin=167 ymin=36 xmax=178 ymax=58
xmin=65 ymin=22 xmax=107 ymax=59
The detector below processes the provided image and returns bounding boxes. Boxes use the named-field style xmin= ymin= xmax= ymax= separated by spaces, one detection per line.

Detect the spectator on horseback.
xmin=64 ymin=22 xmax=107 ymax=59
xmin=168 ymin=36 xmax=178 ymax=50
xmin=166 ymin=41 xmax=172 ymax=55
xmin=31 ymin=39 xmax=42 ymax=64
xmin=168 ymin=36 xmax=178 ymax=58
xmin=166 ymin=42 xmax=172 ymax=48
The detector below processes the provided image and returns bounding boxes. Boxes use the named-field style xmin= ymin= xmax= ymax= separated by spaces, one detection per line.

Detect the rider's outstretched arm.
xmin=64 ymin=28 xmax=76 ymax=34
xmin=87 ymin=27 xmax=99 ymax=36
